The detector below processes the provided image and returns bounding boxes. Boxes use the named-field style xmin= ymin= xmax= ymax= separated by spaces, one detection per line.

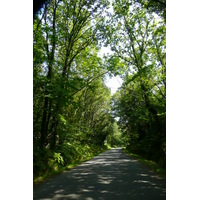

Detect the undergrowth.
xmin=34 ymin=143 xmax=109 ymax=184
xmin=123 ymin=148 xmax=166 ymax=179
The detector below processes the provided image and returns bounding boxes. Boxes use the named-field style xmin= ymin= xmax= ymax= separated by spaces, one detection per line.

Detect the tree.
xmin=133 ymin=0 xmax=166 ymax=20
xmin=107 ymin=0 xmax=166 ymax=166
xmin=33 ymin=0 xmax=110 ymax=149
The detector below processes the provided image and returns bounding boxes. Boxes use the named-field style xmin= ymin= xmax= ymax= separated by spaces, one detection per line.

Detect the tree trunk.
xmin=40 ymin=1 xmax=57 ymax=149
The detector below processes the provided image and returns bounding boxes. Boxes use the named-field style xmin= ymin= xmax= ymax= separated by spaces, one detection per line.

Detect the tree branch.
xmin=70 ymin=71 xmax=109 ymax=97
xmin=33 ymin=3 xmax=48 ymax=42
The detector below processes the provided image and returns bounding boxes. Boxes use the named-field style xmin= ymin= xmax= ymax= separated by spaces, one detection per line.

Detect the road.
xmin=33 ymin=148 xmax=166 ymax=200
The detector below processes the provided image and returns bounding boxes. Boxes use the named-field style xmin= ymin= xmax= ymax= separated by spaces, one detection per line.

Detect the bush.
xmin=33 ymin=147 xmax=53 ymax=178
xmin=33 ymin=142 xmax=109 ymax=183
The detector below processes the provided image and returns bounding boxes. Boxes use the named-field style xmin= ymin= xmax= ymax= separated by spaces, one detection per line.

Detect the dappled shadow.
xmin=33 ymin=148 xmax=166 ymax=200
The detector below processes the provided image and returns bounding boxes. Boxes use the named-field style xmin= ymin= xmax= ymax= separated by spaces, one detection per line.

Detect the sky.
xmin=105 ymin=75 xmax=123 ymax=95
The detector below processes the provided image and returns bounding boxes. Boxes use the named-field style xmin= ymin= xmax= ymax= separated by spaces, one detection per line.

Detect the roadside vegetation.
xmin=124 ymin=148 xmax=166 ymax=179
xmin=34 ymin=144 xmax=110 ymax=183
xmin=33 ymin=0 xmax=166 ymax=183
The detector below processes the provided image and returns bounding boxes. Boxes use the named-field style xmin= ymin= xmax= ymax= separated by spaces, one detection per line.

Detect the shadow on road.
xmin=34 ymin=148 xmax=166 ymax=200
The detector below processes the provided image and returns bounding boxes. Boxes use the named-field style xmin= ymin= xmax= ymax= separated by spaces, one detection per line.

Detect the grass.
xmin=123 ymin=148 xmax=166 ymax=179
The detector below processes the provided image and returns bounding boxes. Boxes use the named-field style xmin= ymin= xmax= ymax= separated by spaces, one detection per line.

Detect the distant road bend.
xmin=33 ymin=148 xmax=166 ymax=200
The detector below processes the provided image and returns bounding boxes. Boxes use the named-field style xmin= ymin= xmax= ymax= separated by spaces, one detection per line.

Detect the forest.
xmin=33 ymin=0 xmax=166 ymax=182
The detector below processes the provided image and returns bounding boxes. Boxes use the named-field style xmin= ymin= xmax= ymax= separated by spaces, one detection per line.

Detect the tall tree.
xmin=107 ymin=0 xmax=166 ymax=166
xmin=33 ymin=0 xmax=110 ymax=149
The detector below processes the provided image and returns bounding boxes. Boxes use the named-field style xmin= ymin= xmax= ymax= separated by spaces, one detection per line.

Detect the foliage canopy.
xmin=33 ymin=0 xmax=166 ymax=180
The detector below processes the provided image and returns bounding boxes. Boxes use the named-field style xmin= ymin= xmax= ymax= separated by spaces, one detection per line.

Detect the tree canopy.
xmin=33 ymin=0 xmax=166 ymax=180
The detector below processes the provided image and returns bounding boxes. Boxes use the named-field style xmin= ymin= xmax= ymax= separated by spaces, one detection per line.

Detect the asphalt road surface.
xmin=33 ymin=148 xmax=166 ymax=200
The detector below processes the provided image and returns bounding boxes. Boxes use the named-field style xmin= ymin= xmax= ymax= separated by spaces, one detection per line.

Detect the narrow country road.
xmin=33 ymin=148 xmax=166 ymax=200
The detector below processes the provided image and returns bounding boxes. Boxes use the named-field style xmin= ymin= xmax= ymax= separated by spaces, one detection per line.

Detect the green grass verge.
xmin=123 ymin=148 xmax=166 ymax=179
xmin=34 ymin=146 xmax=109 ymax=184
